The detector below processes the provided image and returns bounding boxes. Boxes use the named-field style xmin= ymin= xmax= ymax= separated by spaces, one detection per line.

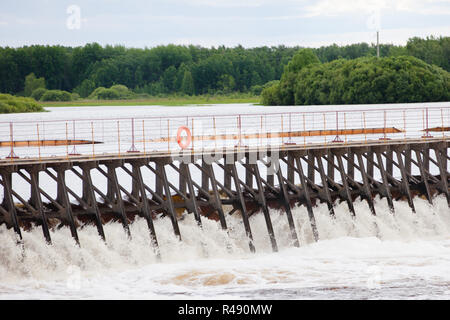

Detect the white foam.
xmin=1 ymin=195 xmax=450 ymax=299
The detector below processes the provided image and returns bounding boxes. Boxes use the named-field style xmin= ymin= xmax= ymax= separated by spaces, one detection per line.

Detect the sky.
xmin=0 ymin=0 xmax=449 ymax=48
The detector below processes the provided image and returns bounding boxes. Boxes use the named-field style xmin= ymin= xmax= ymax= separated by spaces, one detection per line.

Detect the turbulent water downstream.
xmin=0 ymin=103 xmax=449 ymax=299
xmin=1 ymin=195 xmax=449 ymax=299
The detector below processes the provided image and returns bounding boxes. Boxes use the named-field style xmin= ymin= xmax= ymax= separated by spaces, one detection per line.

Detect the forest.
xmin=0 ymin=36 xmax=448 ymax=102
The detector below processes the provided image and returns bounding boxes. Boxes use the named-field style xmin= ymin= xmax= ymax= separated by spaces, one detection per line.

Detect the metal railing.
xmin=0 ymin=105 xmax=448 ymax=163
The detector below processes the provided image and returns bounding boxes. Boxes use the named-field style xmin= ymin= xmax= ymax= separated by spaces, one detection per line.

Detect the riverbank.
xmin=39 ymin=95 xmax=260 ymax=107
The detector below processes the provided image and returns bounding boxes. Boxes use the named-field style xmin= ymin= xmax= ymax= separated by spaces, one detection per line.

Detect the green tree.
xmin=73 ymin=79 xmax=96 ymax=98
xmin=24 ymin=73 xmax=46 ymax=96
xmin=180 ymin=70 xmax=195 ymax=95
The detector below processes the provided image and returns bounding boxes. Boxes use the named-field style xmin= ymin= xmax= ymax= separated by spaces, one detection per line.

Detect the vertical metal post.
xmin=117 ymin=121 xmax=121 ymax=157
xmin=142 ymin=120 xmax=146 ymax=155
xmin=37 ymin=123 xmax=41 ymax=161
xmin=65 ymin=122 xmax=69 ymax=159
xmin=91 ymin=122 xmax=95 ymax=158
xmin=167 ymin=119 xmax=170 ymax=152
xmin=128 ymin=118 xmax=139 ymax=153
xmin=7 ymin=122 xmax=18 ymax=160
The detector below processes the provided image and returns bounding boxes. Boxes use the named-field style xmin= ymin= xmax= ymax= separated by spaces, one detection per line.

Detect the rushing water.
xmin=0 ymin=103 xmax=449 ymax=299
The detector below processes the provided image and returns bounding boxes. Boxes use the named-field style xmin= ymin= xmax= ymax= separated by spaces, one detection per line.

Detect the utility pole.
xmin=376 ymin=31 xmax=380 ymax=58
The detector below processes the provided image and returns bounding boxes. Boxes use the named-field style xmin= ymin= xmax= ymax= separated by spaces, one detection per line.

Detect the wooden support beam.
xmin=355 ymin=153 xmax=376 ymax=215
xmin=267 ymin=170 xmax=274 ymax=187
xmin=54 ymin=166 xmax=80 ymax=245
xmin=395 ymin=151 xmax=416 ymax=213
xmin=375 ymin=152 xmax=395 ymax=212
xmin=17 ymin=170 xmax=63 ymax=211
xmin=178 ymin=164 xmax=187 ymax=195
xmin=315 ymin=154 xmax=335 ymax=216
xmin=169 ymin=163 xmax=211 ymax=200
xmin=131 ymin=166 xmax=140 ymax=200
xmin=433 ymin=147 xmax=450 ymax=208
xmin=423 ymin=148 xmax=430 ymax=173
xmin=252 ymin=163 xmax=278 ymax=252
xmin=224 ymin=161 xmax=232 ymax=190
xmin=327 ymin=150 xmax=335 ymax=180
xmin=347 ymin=150 xmax=355 ymax=180
xmin=158 ymin=163 xmax=181 ymax=241
xmin=102 ymin=164 xmax=131 ymax=239
xmin=245 ymin=157 xmax=253 ymax=189
xmin=154 ymin=163 xmax=163 ymax=197
xmin=28 ymin=168 xmax=51 ymax=244
xmin=131 ymin=163 xmax=160 ymax=257
xmin=202 ymin=160 xmax=209 ymax=191
xmin=367 ymin=151 xmax=374 ymax=178
xmin=294 ymin=157 xmax=319 ymax=242
xmin=181 ymin=163 xmax=202 ymax=227
xmin=275 ymin=161 xmax=300 ymax=246
xmin=80 ymin=165 xmax=106 ymax=241
xmin=386 ymin=150 xmax=393 ymax=177
xmin=230 ymin=163 xmax=255 ymax=253
xmin=335 ymin=154 xmax=355 ymax=216
xmin=0 ymin=170 xmax=22 ymax=241
xmin=307 ymin=150 xmax=315 ymax=185
xmin=216 ymin=162 xmax=257 ymax=198
xmin=404 ymin=149 xmax=412 ymax=178
xmin=205 ymin=163 xmax=228 ymax=230
xmin=287 ymin=153 xmax=295 ymax=184
xmin=195 ymin=162 xmax=235 ymax=198
xmin=414 ymin=150 xmax=433 ymax=205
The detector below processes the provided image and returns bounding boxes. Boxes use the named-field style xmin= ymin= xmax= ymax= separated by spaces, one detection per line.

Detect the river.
xmin=0 ymin=102 xmax=449 ymax=299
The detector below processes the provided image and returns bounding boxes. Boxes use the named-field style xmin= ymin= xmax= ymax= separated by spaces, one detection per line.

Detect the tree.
xmin=217 ymin=74 xmax=235 ymax=93
xmin=285 ymin=49 xmax=320 ymax=73
xmin=24 ymin=73 xmax=45 ymax=96
xmin=73 ymin=79 xmax=96 ymax=98
xmin=263 ymin=55 xmax=450 ymax=106
xmin=180 ymin=70 xmax=195 ymax=95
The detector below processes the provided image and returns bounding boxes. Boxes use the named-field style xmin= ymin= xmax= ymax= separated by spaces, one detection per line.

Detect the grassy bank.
xmin=0 ymin=93 xmax=45 ymax=113
xmin=40 ymin=95 xmax=260 ymax=107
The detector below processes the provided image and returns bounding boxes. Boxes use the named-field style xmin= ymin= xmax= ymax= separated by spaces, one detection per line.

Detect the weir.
xmin=0 ymin=106 xmax=449 ymax=257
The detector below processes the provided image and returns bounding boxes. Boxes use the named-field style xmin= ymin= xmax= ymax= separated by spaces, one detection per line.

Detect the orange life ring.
xmin=177 ymin=126 xmax=192 ymax=149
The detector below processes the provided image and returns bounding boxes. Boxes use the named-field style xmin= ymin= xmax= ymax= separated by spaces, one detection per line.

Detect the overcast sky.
xmin=0 ymin=0 xmax=449 ymax=48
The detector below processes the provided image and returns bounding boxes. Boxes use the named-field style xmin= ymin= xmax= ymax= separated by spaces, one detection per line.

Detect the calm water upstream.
xmin=0 ymin=102 xmax=449 ymax=299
